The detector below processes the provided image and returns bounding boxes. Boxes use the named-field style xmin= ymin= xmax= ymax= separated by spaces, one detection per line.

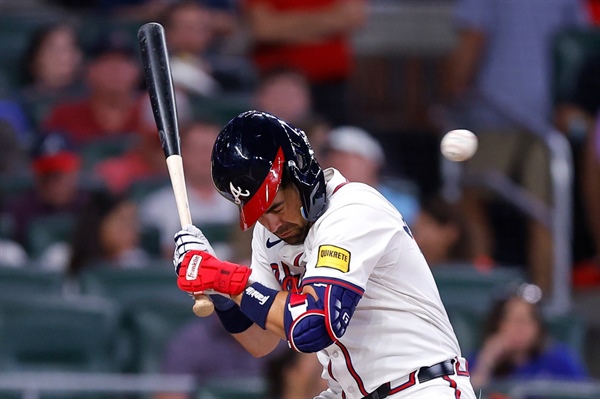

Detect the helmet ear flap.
xmin=286 ymin=159 xmax=326 ymax=222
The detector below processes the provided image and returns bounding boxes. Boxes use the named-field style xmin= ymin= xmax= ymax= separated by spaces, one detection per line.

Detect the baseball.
xmin=440 ymin=129 xmax=478 ymax=162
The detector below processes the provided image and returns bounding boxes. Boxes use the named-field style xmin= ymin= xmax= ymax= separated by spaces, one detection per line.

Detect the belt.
xmin=362 ymin=359 xmax=456 ymax=399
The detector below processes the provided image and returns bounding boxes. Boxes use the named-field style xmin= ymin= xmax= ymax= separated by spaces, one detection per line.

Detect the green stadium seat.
xmin=25 ymin=213 xmax=76 ymax=260
xmin=127 ymin=178 xmax=171 ymax=203
xmin=78 ymin=264 xmax=186 ymax=307
xmin=432 ymin=263 xmax=527 ymax=313
xmin=127 ymin=297 xmax=201 ymax=373
xmin=197 ymin=377 xmax=267 ymax=399
xmin=0 ymin=294 xmax=121 ymax=372
xmin=80 ymin=135 xmax=137 ymax=173
xmin=0 ymin=267 xmax=65 ymax=296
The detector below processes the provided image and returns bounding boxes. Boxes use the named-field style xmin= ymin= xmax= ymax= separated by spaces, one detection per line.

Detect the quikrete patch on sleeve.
xmin=316 ymin=245 xmax=350 ymax=273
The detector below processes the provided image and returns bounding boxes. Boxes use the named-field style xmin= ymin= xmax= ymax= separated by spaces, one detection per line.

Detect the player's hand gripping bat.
xmin=138 ymin=22 xmax=214 ymax=317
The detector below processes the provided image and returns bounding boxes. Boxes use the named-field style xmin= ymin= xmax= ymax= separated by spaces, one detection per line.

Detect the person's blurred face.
xmin=182 ymin=123 xmax=220 ymax=185
xmin=166 ymin=4 xmax=214 ymax=54
xmin=413 ymin=211 xmax=459 ymax=265
xmin=100 ymin=201 xmax=140 ymax=258
xmin=255 ymin=75 xmax=311 ymax=125
xmin=87 ymin=53 xmax=140 ymax=95
xmin=33 ymin=25 xmax=82 ymax=89
xmin=36 ymin=171 xmax=79 ymax=207
xmin=326 ymin=151 xmax=379 ymax=186
xmin=257 ymin=185 xmax=311 ymax=245
xmin=498 ymin=297 xmax=541 ymax=354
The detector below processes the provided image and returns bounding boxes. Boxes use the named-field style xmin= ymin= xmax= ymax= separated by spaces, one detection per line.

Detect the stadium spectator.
xmin=445 ymin=0 xmax=588 ymax=293
xmin=139 ymin=120 xmax=238 ymax=258
xmin=413 ymin=194 xmax=472 ymax=267
xmin=19 ymin=23 xmax=84 ymax=126
xmin=322 ymin=125 xmax=420 ymax=224
xmin=2 ymin=132 xmax=88 ymax=247
xmin=0 ymin=120 xmax=28 ymax=175
xmin=252 ymin=67 xmax=313 ymax=126
xmin=241 ymin=0 xmax=367 ymax=125
xmin=265 ymin=351 xmax=328 ymax=399
xmin=92 ymin=96 xmax=179 ymax=195
xmin=160 ymin=0 xmax=251 ymax=97
xmin=469 ymin=284 xmax=588 ymax=391
xmin=154 ymin=316 xmax=279 ymax=399
xmin=68 ymin=190 xmax=150 ymax=276
xmin=42 ymin=31 xmax=144 ymax=145
xmin=553 ymin=47 xmax=600 ymax=287
xmin=575 ymin=113 xmax=600 ymax=288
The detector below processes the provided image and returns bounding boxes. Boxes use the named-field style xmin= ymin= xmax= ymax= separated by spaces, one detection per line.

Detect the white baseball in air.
xmin=440 ymin=129 xmax=478 ymax=162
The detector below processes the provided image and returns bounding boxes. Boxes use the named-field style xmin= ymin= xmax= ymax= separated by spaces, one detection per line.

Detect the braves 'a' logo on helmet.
xmin=211 ymin=110 xmax=327 ymax=230
xmin=229 ymin=182 xmax=250 ymax=205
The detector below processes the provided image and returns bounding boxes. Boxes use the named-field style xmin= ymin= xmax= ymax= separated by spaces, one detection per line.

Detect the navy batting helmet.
xmin=211 ymin=111 xmax=327 ymax=230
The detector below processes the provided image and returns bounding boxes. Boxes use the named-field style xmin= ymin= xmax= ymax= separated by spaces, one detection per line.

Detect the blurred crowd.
xmin=0 ymin=0 xmax=599 ymax=396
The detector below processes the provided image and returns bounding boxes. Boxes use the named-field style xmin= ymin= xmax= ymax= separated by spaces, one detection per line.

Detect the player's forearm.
xmin=231 ymin=324 xmax=281 ymax=357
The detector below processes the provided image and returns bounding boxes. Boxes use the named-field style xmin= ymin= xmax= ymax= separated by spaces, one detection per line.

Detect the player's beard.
xmin=277 ymin=221 xmax=312 ymax=245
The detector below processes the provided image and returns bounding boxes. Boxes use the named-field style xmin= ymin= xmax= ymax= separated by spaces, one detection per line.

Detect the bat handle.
xmin=193 ymin=295 xmax=215 ymax=317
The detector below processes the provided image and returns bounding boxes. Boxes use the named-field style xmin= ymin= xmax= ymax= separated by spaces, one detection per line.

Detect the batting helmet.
xmin=211 ymin=111 xmax=327 ymax=230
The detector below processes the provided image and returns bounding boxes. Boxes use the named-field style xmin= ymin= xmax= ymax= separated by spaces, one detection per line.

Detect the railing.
xmin=441 ymin=90 xmax=574 ymax=315
xmin=0 ymin=372 xmax=196 ymax=399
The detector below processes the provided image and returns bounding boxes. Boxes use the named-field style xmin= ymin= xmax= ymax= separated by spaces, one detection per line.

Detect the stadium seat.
xmin=432 ymin=263 xmax=527 ymax=313
xmin=197 ymin=377 xmax=267 ymax=399
xmin=127 ymin=297 xmax=201 ymax=373
xmin=80 ymin=135 xmax=137 ymax=173
xmin=78 ymin=264 xmax=184 ymax=307
xmin=127 ymin=177 xmax=171 ymax=203
xmin=0 ymin=294 xmax=121 ymax=372
xmin=25 ymin=213 xmax=76 ymax=260
xmin=0 ymin=267 xmax=65 ymax=296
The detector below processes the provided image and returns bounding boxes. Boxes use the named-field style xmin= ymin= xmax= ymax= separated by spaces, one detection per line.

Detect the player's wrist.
xmin=214 ymin=302 xmax=253 ymax=334
xmin=239 ymin=282 xmax=278 ymax=329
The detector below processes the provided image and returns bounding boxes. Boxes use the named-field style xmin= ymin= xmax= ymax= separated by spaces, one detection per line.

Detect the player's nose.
xmin=258 ymin=214 xmax=282 ymax=234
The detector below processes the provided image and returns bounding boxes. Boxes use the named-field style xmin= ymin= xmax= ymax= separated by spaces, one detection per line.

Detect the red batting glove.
xmin=177 ymin=250 xmax=251 ymax=295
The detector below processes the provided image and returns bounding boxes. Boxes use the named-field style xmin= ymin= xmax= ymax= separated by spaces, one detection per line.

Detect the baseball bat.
xmin=138 ymin=22 xmax=214 ymax=317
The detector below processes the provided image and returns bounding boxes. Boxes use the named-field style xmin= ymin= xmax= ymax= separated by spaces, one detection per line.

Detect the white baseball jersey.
xmin=249 ymin=168 xmax=464 ymax=399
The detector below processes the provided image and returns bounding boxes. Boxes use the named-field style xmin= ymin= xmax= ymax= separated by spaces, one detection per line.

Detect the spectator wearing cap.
xmin=2 ymin=132 xmax=91 ymax=264
xmin=42 ymin=31 xmax=144 ymax=145
xmin=322 ymin=126 xmax=420 ymax=224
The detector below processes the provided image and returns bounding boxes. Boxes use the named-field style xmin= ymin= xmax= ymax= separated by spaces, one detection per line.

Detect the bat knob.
xmin=192 ymin=294 xmax=215 ymax=317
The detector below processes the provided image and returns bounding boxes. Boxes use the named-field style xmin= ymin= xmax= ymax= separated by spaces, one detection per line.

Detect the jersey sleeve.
xmin=302 ymin=197 xmax=405 ymax=293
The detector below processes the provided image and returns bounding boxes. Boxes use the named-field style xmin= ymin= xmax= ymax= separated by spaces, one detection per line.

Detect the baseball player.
xmin=173 ymin=111 xmax=476 ymax=399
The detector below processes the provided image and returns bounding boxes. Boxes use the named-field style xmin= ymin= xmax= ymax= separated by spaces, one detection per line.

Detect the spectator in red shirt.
xmin=42 ymin=31 xmax=144 ymax=145
xmin=241 ymin=0 xmax=367 ymax=124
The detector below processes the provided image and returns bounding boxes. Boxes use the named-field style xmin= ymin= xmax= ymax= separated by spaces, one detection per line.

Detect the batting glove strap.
xmin=176 ymin=250 xmax=251 ymax=295
xmin=239 ymin=282 xmax=278 ymax=330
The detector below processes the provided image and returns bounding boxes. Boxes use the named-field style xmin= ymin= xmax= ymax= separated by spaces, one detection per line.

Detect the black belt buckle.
xmin=417 ymin=359 xmax=455 ymax=384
